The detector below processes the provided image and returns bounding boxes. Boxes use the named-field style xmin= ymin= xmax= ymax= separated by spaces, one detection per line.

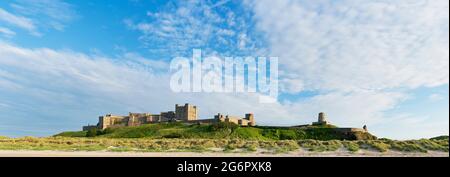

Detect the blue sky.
xmin=0 ymin=0 xmax=448 ymax=139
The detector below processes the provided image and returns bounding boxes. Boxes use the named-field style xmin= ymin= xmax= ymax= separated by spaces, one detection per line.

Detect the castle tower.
xmin=245 ymin=113 xmax=255 ymax=126
xmin=98 ymin=115 xmax=107 ymax=129
xmin=313 ymin=112 xmax=328 ymax=125
xmin=127 ymin=112 xmax=137 ymax=126
xmin=318 ymin=112 xmax=326 ymax=123
xmin=175 ymin=103 xmax=198 ymax=121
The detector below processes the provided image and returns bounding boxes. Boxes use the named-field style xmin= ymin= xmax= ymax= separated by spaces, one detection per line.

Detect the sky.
xmin=0 ymin=0 xmax=448 ymax=139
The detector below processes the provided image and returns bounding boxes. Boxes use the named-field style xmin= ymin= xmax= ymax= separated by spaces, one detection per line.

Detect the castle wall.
xmin=86 ymin=104 xmax=255 ymax=130
xmin=333 ymin=128 xmax=366 ymax=133
xmin=161 ymin=111 xmax=175 ymax=120
xmin=186 ymin=119 xmax=218 ymax=125
xmin=82 ymin=125 xmax=97 ymax=131
xmin=225 ymin=117 xmax=240 ymax=125
xmin=99 ymin=115 xmax=127 ymax=129
xmin=238 ymin=119 xmax=249 ymax=126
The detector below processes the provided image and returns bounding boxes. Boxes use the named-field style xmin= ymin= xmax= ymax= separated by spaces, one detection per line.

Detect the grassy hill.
xmin=2 ymin=124 xmax=447 ymax=153
xmin=55 ymin=122 xmax=377 ymax=141
xmin=430 ymin=135 xmax=449 ymax=141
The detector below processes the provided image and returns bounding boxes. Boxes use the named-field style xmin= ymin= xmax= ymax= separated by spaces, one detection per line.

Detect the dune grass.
xmin=0 ymin=136 xmax=447 ymax=153
xmin=3 ymin=123 xmax=446 ymax=153
xmin=342 ymin=141 xmax=360 ymax=152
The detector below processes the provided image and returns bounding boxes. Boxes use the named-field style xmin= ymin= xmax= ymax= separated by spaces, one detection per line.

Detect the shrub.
xmin=304 ymin=128 xmax=343 ymax=140
xmin=211 ymin=122 xmax=239 ymax=131
xmin=279 ymin=130 xmax=297 ymax=140
xmin=262 ymin=129 xmax=280 ymax=139
xmin=163 ymin=133 xmax=183 ymax=138
xmin=97 ymin=128 xmax=114 ymax=136
xmin=232 ymin=127 xmax=264 ymax=140
xmin=86 ymin=129 xmax=98 ymax=137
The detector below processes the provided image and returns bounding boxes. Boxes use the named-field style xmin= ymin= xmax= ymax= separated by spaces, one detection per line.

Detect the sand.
xmin=0 ymin=149 xmax=448 ymax=157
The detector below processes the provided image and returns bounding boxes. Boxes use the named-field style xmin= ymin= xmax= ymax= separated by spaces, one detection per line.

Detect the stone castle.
xmin=83 ymin=103 xmax=255 ymax=130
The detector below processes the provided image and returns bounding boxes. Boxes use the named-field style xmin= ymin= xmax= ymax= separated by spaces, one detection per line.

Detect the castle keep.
xmin=83 ymin=103 xmax=255 ymax=130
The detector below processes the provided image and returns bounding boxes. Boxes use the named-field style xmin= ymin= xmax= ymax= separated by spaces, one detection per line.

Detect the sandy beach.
xmin=0 ymin=149 xmax=448 ymax=157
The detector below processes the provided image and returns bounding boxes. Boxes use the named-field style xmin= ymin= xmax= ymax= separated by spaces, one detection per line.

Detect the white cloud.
xmin=0 ymin=0 xmax=448 ymax=139
xmin=0 ymin=27 xmax=16 ymax=38
xmin=0 ymin=42 xmax=174 ymax=135
xmin=0 ymin=102 xmax=10 ymax=108
xmin=428 ymin=93 xmax=445 ymax=102
xmin=0 ymin=8 xmax=37 ymax=35
xmin=126 ymin=2 xmax=217 ymax=55
xmin=0 ymin=42 xmax=420 ymax=138
xmin=0 ymin=0 xmax=77 ymax=37
xmin=287 ymin=91 xmax=407 ymax=126
xmin=125 ymin=0 xmax=266 ymax=57
xmin=0 ymin=42 xmax=275 ymax=136
xmin=279 ymin=77 xmax=304 ymax=94
xmin=250 ymin=0 xmax=449 ymax=92
xmin=245 ymin=0 xmax=449 ymax=138
xmin=10 ymin=0 xmax=77 ymax=31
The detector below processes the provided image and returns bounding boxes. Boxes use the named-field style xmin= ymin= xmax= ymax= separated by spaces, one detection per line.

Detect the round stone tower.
xmin=318 ymin=112 xmax=326 ymax=123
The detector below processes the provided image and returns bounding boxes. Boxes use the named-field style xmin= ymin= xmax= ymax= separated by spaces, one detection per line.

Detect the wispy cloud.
xmin=0 ymin=0 xmax=77 ymax=37
xmin=0 ymin=27 xmax=16 ymax=38
xmin=247 ymin=0 xmax=449 ymax=138
xmin=10 ymin=0 xmax=78 ymax=31
xmin=1 ymin=42 xmax=445 ymax=139
xmin=0 ymin=8 xmax=38 ymax=35
xmin=125 ymin=0 xmax=267 ymax=58
xmin=250 ymin=0 xmax=449 ymax=94
xmin=0 ymin=1 xmax=447 ymax=139
xmin=428 ymin=93 xmax=445 ymax=102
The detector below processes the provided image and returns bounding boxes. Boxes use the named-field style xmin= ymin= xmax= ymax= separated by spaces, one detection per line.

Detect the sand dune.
xmin=0 ymin=149 xmax=447 ymax=157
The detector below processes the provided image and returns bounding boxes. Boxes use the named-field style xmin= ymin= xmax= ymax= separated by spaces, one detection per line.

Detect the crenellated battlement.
xmin=83 ymin=103 xmax=255 ymax=130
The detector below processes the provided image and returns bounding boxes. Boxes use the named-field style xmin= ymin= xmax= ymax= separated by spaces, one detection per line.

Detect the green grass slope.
xmin=430 ymin=135 xmax=449 ymax=141
xmin=55 ymin=131 xmax=87 ymax=137
xmin=55 ymin=122 xmax=377 ymax=140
